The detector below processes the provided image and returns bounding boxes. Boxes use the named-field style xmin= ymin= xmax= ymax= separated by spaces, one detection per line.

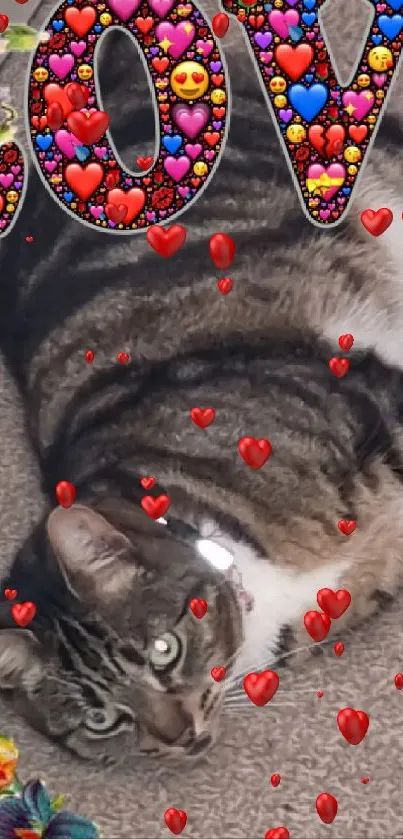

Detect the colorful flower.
xmin=0 ymin=780 xmax=100 ymax=839
xmin=0 ymin=737 xmax=19 ymax=792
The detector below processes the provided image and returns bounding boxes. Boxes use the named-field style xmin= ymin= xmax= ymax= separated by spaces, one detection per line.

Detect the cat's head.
xmin=0 ymin=502 xmax=243 ymax=764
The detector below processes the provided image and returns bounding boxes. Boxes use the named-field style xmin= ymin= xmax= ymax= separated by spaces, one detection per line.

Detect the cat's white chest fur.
xmin=198 ymin=522 xmax=351 ymax=679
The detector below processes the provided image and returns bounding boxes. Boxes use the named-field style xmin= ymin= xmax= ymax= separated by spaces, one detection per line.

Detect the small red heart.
xmin=338 ymin=333 xmax=354 ymax=352
xmin=189 ymin=598 xmax=208 ymax=619
xmin=106 ymin=203 xmax=127 ymax=225
xmin=65 ymin=82 xmax=90 ymax=110
xmin=334 ymin=641 xmax=344 ymax=656
xmin=328 ymin=357 xmax=350 ymax=378
xmin=209 ymin=233 xmax=236 ymax=269
xmin=25 ymin=236 xmax=34 ymax=243
xmin=337 ymin=707 xmax=369 ymax=745
xmin=141 ymin=476 xmax=156 ymax=490
xmin=105 ymin=171 xmax=120 ymax=190
xmin=304 ymin=610 xmax=331 ymax=642
xmin=212 ymin=12 xmax=229 ymax=38
xmin=317 ymin=588 xmax=351 ymax=619
xmin=55 ymin=480 xmax=76 ymax=509
xmin=137 ymin=156 xmax=154 ymax=171
xmin=4 ymin=588 xmax=17 ymax=601
xmin=146 ymin=225 xmax=187 ymax=258
xmin=190 ymin=407 xmax=216 ymax=428
xmin=47 ymin=101 xmax=64 ymax=132
xmin=141 ymin=494 xmax=171 ymax=519
xmin=243 ymin=669 xmax=279 ymax=706
xmin=316 ymin=792 xmax=338 ymax=825
xmin=270 ymin=773 xmax=281 ymax=787
xmin=238 ymin=437 xmax=272 ymax=469
xmin=85 ymin=349 xmax=95 ymax=364
xmin=395 ymin=673 xmax=403 ymax=690
xmin=361 ymin=208 xmax=393 ymax=237
xmin=211 ymin=666 xmax=226 ymax=682
xmin=164 ymin=809 xmax=187 ymax=836
xmin=217 ymin=277 xmax=233 ymax=295
xmin=116 ymin=352 xmax=130 ymax=364
xmin=361 ymin=777 xmax=370 ymax=784
xmin=67 ymin=109 xmax=110 ymax=147
xmin=0 ymin=14 xmax=9 ymax=33
xmin=337 ymin=519 xmax=356 ymax=536
xmin=317 ymin=690 xmax=324 ymax=698
xmin=11 ymin=602 xmax=37 ymax=628
xmin=265 ymin=828 xmax=290 ymax=839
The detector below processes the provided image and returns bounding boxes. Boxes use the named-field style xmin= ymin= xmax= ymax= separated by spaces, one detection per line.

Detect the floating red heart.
xmin=238 ymin=436 xmax=272 ymax=469
xmin=316 ymin=792 xmax=338 ymax=824
xmin=328 ymin=357 xmax=350 ymax=378
xmin=190 ymin=407 xmax=216 ymax=428
xmin=395 ymin=673 xmax=403 ymax=690
xmin=67 ymin=110 xmax=109 ymax=146
xmin=146 ymin=224 xmax=187 ymax=258
xmin=189 ymin=598 xmax=208 ymax=619
xmin=4 ymin=588 xmax=17 ymax=601
xmin=0 ymin=14 xmax=9 ymax=33
xmin=264 ymin=828 xmax=290 ymax=839
xmin=164 ymin=809 xmax=187 ymax=836
xmin=270 ymin=773 xmax=281 ymax=787
xmin=211 ymin=666 xmax=226 ymax=682
xmin=337 ymin=707 xmax=369 ymax=745
xmin=338 ymin=333 xmax=354 ymax=352
xmin=85 ymin=349 xmax=95 ymax=363
xmin=337 ymin=519 xmax=356 ymax=536
xmin=141 ymin=494 xmax=171 ymax=519
xmin=212 ymin=12 xmax=229 ymax=38
xmin=141 ymin=476 xmax=156 ymax=490
xmin=317 ymin=588 xmax=351 ymax=619
xmin=11 ymin=602 xmax=37 ymax=628
xmin=25 ymin=235 xmax=34 ymax=244
xmin=55 ymin=480 xmax=76 ymax=509
xmin=361 ymin=208 xmax=393 ymax=237
xmin=116 ymin=351 xmax=130 ymax=364
xmin=243 ymin=669 xmax=279 ymax=706
xmin=217 ymin=277 xmax=233 ymax=295
xmin=304 ymin=610 xmax=331 ymax=642
xmin=209 ymin=233 xmax=236 ymax=269
xmin=334 ymin=641 xmax=344 ymax=656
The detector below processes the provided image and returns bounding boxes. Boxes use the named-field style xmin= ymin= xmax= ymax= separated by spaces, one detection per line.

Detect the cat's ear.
xmin=47 ymin=505 xmax=137 ymax=604
xmin=0 ymin=629 xmax=43 ymax=690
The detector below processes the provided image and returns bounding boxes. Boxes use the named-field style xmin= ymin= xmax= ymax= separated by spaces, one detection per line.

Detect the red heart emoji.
xmin=11 ymin=602 xmax=37 ymax=628
xmin=65 ymin=82 xmax=90 ymax=110
xmin=334 ymin=641 xmax=344 ymax=656
xmin=116 ymin=351 xmax=130 ymax=364
xmin=204 ymin=131 xmax=220 ymax=148
xmin=135 ymin=16 xmax=153 ymax=34
xmin=105 ymin=171 xmax=119 ymax=190
xmin=67 ymin=110 xmax=109 ymax=146
xmin=55 ymin=480 xmax=76 ymax=509
xmin=349 ymin=125 xmax=367 ymax=144
xmin=217 ymin=277 xmax=233 ymax=295
xmin=304 ymin=610 xmax=331 ymax=642
xmin=209 ymin=233 xmax=235 ymax=269
xmin=85 ymin=349 xmax=95 ymax=363
xmin=316 ymin=588 xmax=352 ymax=619
xmin=238 ymin=437 xmax=272 ymax=469
xmin=152 ymin=57 xmax=169 ymax=73
xmin=4 ymin=588 xmax=17 ymax=601
xmin=212 ymin=12 xmax=229 ymax=38
xmin=211 ymin=666 xmax=226 ymax=682
xmin=189 ymin=598 xmax=208 ymax=619
xmin=328 ymin=357 xmax=350 ymax=378
xmin=107 ymin=188 xmax=146 ymax=225
xmin=44 ymin=83 xmax=75 ymax=119
xmin=141 ymin=476 xmax=156 ymax=490
xmin=146 ymin=224 xmax=187 ymax=258
xmin=190 ymin=407 xmax=216 ymax=428
xmin=337 ymin=707 xmax=369 ymax=745
xmin=65 ymin=163 xmax=104 ymax=202
xmin=265 ymin=829 xmax=290 ymax=839
xmin=106 ymin=203 xmax=127 ymax=225
xmin=361 ymin=208 xmax=393 ymax=237
xmin=136 ymin=156 xmax=154 ymax=171
xmin=64 ymin=5 xmax=96 ymax=37
xmin=275 ymin=44 xmax=314 ymax=82
xmin=164 ymin=809 xmax=187 ymax=836
xmin=46 ymin=102 xmax=64 ymax=132
xmin=316 ymin=792 xmax=338 ymax=825
xmin=141 ymin=494 xmax=171 ymax=519
xmin=243 ymin=669 xmax=279 ymax=706
xmin=338 ymin=333 xmax=354 ymax=352
xmin=337 ymin=519 xmax=356 ymax=536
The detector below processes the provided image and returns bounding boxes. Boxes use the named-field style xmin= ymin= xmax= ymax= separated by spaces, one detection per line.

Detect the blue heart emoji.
xmin=163 ymin=135 xmax=183 ymax=154
xmin=342 ymin=187 xmax=351 ymax=196
xmin=75 ymin=146 xmax=90 ymax=162
xmin=64 ymin=192 xmax=73 ymax=202
xmin=36 ymin=134 xmax=52 ymax=152
xmin=387 ymin=0 xmax=403 ymax=10
xmin=288 ymin=83 xmax=328 ymax=122
xmin=289 ymin=25 xmax=303 ymax=42
xmin=94 ymin=24 xmax=102 ymax=32
xmin=378 ymin=13 xmax=403 ymax=39
xmin=303 ymin=0 xmax=316 ymax=8
xmin=305 ymin=74 xmax=314 ymax=83
xmin=264 ymin=3 xmax=272 ymax=9
xmin=302 ymin=11 xmax=316 ymax=25
xmin=371 ymin=34 xmax=382 ymax=45
xmin=52 ymin=20 xmax=63 ymax=31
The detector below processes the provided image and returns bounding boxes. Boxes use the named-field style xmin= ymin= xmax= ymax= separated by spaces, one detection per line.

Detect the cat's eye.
xmin=85 ymin=706 xmax=116 ymax=732
xmin=148 ymin=632 xmax=182 ymax=671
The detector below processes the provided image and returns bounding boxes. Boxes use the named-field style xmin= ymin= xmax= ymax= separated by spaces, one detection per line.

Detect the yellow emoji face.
xmin=286 ymin=123 xmax=306 ymax=144
xmin=357 ymin=73 xmax=370 ymax=88
xmin=344 ymin=146 xmax=361 ymax=164
xmin=270 ymin=76 xmax=287 ymax=94
xmin=193 ymin=161 xmax=208 ymax=176
xmin=274 ymin=94 xmax=287 ymax=108
xmin=33 ymin=67 xmax=49 ymax=83
xmin=100 ymin=12 xmax=112 ymax=25
xmin=211 ymin=89 xmax=226 ymax=105
xmin=368 ymin=46 xmax=393 ymax=72
xmin=78 ymin=64 xmax=93 ymax=81
xmin=170 ymin=62 xmax=209 ymax=100
xmin=6 ymin=190 xmax=18 ymax=203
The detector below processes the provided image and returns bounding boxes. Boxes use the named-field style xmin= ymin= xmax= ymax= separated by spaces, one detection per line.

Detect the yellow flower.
xmin=0 ymin=735 xmax=18 ymax=790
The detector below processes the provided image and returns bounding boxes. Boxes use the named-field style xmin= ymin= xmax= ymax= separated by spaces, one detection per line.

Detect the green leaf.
xmin=51 ymin=794 xmax=66 ymax=812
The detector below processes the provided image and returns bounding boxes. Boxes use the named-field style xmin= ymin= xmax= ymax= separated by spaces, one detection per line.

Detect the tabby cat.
xmin=1 ymin=7 xmax=403 ymax=766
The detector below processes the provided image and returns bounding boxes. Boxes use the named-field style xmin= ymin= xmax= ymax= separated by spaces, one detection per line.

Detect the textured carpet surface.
xmin=1 ymin=0 xmax=403 ymax=837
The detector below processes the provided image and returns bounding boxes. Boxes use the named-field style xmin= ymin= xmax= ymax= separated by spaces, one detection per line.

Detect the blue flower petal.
xmin=22 ymin=780 xmax=53 ymax=825
xmin=45 ymin=811 xmax=99 ymax=839
xmin=0 ymin=794 xmax=32 ymax=837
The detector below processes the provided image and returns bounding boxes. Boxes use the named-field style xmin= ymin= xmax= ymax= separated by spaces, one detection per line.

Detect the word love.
xmin=2 ymin=0 xmax=403 ymax=237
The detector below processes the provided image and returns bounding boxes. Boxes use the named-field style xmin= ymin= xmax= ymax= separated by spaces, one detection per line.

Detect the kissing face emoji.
xmin=368 ymin=46 xmax=393 ymax=71
xmin=286 ymin=123 xmax=306 ymax=144
xmin=170 ymin=62 xmax=209 ymax=100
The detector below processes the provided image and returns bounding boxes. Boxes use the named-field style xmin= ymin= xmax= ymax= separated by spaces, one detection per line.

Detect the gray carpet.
xmin=1 ymin=0 xmax=403 ymax=836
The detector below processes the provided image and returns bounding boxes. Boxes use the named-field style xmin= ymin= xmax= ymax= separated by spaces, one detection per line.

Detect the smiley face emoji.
xmin=368 ymin=46 xmax=393 ymax=71
xmin=6 ymin=190 xmax=18 ymax=203
xmin=78 ymin=64 xmax=93 ymax=81
xmin=270 ymin=76 xmax=287 ymax=94
xmin=286 ymin=123 xmax=306 ymax=144
xmin=211 ymin=89 xmax=226 ymax=105
xmin=170 ymin=62 xmax=209 ymax=100
xmin=100 ymin=12 xmax=112 ymax=25
xmin=357 ymin=73 xmax=370 ymax=88
xmin=33 ymin=67 xmax=49 ymax=83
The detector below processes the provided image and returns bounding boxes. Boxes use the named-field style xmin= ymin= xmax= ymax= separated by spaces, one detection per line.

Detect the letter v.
xmin=221 ymin=0 xmax=403 ymax=228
